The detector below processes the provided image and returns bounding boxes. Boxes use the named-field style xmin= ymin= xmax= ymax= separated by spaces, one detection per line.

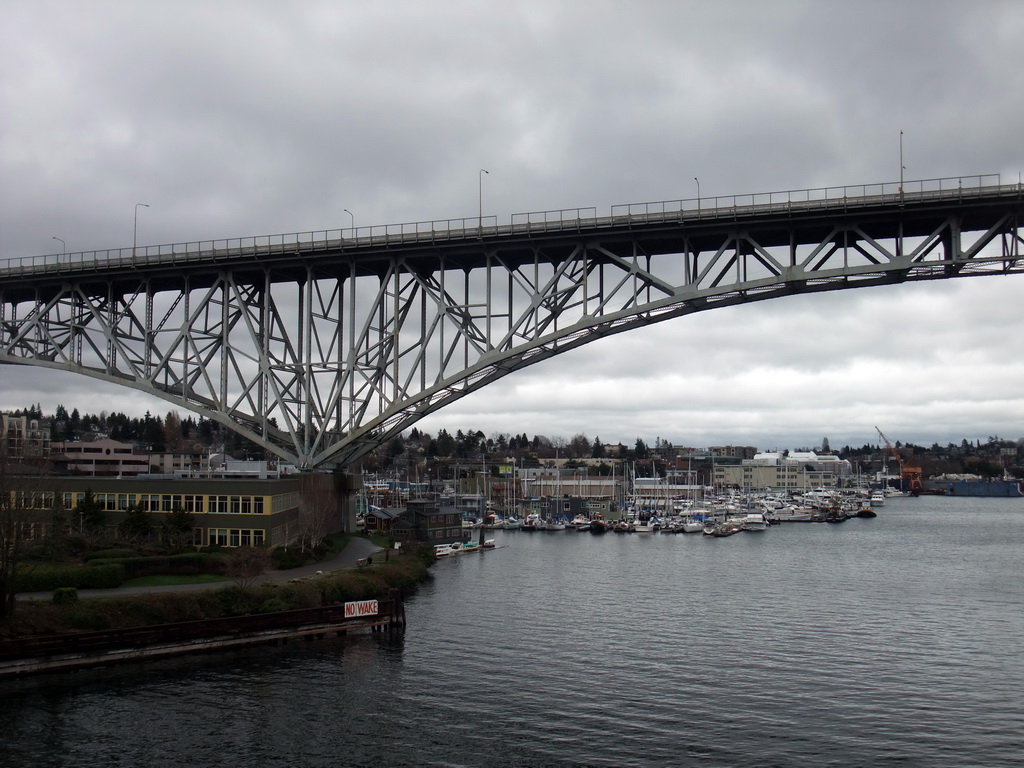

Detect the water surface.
xmin=2 ymin=495 xmax=1022 ymax=767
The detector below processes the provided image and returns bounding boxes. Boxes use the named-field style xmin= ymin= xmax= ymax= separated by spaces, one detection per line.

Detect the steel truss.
xmin=2 ymin=179 xmax=1022 ymax=468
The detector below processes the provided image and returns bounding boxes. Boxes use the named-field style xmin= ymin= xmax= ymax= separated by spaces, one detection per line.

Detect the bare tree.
xmin=296 ymin=473 xmax=339 ymax=554
xmin=0 ymin=446 xmax=49 ymax=625
xmin=223 ymin=546 xmax=272 ymax=589
xmin=567 ymin=433 xmax=591 ymax=459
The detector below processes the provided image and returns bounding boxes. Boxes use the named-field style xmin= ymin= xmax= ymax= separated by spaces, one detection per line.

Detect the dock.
xmin=0 ymin=597 xmax=405 ymax=679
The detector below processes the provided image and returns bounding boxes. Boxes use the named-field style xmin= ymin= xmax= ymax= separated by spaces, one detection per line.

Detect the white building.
xmin=714 ymin=451 xmax=851 ymax=491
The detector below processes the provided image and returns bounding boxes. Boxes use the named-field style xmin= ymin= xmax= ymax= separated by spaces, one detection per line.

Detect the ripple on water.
xmin=2 ymin=498 xmax=1023 ymax=767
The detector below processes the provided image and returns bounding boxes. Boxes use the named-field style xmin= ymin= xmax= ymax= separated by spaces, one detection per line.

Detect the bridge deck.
xmin=2 ymin=175 xmax=1016 ymax=289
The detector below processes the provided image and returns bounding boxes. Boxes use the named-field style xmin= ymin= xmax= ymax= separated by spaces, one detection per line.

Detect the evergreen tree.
xmin=117 ymin=503 xmax=153 ymax=541
xmin=73 ymin=489 xmax=105 ymax=534
xmin=162 ymin=505 xmax=196 ymax=553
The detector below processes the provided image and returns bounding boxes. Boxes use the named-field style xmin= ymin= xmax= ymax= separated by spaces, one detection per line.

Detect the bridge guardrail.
xmin=1 ymin=174 xmax=1013 ymax=278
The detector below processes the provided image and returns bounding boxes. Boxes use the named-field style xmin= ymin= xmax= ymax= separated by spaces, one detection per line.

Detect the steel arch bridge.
xmin=2 ymin=174 xmax=1022 ymax=468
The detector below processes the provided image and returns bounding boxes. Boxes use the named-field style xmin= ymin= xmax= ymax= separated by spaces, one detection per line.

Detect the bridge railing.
xmin=608 ymin=174 xmax=1005 ymax=220
xmin=1 ymin=174 xmax=1013 ymax=277
xmin=0 ymin=214 xmax=504 ymax=276
xmin=510 ymin=207 xmax=599 ymax=233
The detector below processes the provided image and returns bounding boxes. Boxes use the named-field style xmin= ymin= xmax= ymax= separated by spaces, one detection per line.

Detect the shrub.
xmin=88 ymin=553 xmax=222 ymax=580
xmin=258 ymin=598 xmax=291 ymax=614
xmin=270 ymin=547 xmax=305 ymax=570
xmin=84 ymin=548 xmax=139 ymax=562
xmin=67 ymin=606 xmax=110 ymax=631
xmin=52 ymin=587 xmax=79 ymax=605
xmin=14 ymin=563 xmax=125 ymax=592
xmin=213 ymin=586 xmax=263 ymax=616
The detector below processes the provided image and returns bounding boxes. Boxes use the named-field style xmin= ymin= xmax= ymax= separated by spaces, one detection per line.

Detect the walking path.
xmin=16 ymin=535 xmax=387 ymax=602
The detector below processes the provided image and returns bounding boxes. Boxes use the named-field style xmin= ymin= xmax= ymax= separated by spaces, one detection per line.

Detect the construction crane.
xmin=875 ymin=426 xmax=923 ymax=495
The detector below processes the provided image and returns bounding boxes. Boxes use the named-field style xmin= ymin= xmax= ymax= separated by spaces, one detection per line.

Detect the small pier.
xmin=0 ymin=597 xmax=405 ymax=679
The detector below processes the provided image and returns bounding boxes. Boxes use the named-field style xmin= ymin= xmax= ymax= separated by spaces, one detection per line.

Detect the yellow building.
xmin=9 ymin=474 xmax=359 ymax=548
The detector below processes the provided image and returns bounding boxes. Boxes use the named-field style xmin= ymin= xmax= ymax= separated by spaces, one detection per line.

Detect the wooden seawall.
xmin=0 ymin=597 xmax=405 ymax=679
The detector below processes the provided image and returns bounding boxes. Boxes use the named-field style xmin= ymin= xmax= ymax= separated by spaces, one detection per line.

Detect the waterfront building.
xmin=1 ymin=413 xmax=51 ymax=458
xmin=6 ymin=473 xmax=360 ymax=547
xmin=712 ymin=450 xmax=849 ymax=491
xmin=708 ymin=445 xmax=759 ymax=460
xmin=363 ymin=507 xmax=403 ymax=534
xmin=388 ymin=498 xmax=468 ymax=545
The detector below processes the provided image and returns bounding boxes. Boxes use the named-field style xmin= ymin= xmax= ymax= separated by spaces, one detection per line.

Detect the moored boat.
xmin=702 ymin=522 xmax=741 ymax=537
xmin=570 ymin=514 xmax=592 ymax=532
xmin=728 ymin=512 xmax=769 ymax=531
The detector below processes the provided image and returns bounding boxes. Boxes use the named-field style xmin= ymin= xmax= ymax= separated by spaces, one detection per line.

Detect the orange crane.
xmin=875 ymin=426 xmax=923 ymax=495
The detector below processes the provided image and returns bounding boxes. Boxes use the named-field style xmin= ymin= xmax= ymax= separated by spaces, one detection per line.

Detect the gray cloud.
xmin=2 ymin=0 xmax=1023 ymax=452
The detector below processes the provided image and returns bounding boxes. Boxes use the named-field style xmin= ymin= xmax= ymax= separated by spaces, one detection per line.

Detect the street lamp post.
xmin=899 ymin=130 xmax=905 ymax=194
xmin=52 ymin=236 xmax=66 ymax=263
xmin=479 ymin=168 xmax=489 ymax=232
xmin=133 ymin=203 xmax=149 ymax=261
xmin=899 ymin=131 xmax=905 ymax=257
xmin=694 ymin=177 xmax=700 ymax=211
xmin=344 ymin=208 xmax=354 ymax=237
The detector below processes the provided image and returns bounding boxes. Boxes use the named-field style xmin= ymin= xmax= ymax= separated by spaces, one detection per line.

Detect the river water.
xmin=2 ymin=495 xmax=1023 ymax=767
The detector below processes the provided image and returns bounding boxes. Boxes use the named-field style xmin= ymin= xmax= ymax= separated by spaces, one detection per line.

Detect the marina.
xmin=2 ymin=495 xmax=1021 ymax=767
xmin=447 ymin=486 xmax=888 ymax=537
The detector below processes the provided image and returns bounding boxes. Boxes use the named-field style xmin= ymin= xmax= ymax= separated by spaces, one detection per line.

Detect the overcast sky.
xmin=2 ymin=0 xmax=1023 ymax=453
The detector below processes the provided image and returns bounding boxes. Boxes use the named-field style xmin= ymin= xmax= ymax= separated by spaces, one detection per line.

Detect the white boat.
xmin=522 ymin=512 xmax=546 ymax=531
xmin=870 ymin=491 xmax=885 ymax=506
xmin=434 ymin=543 xmax=454 ymax=557
xmin=770 ymin=505 xmax=815 ymax=522
xmin=632 ymin=518 xmax=656 ymax=533
xmin=729 ymin=512 xmax=769 ymax=531
xmin=546 ymin=518 xmax=567 ymax=531
xmin=503 ymin=517 xmax=522 ymax=530
xmin=570 ymin=514 xmax=591 ymax=531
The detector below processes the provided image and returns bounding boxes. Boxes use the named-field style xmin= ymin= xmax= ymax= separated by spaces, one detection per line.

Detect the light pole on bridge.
xmin=52 ymin=236 xmax=66 ymax=262
xmin=133 ymin=203 xmax=149 ymax=262
xmin=694 ymin=177 xmax=700 ymax=211
xmin=479 ymin=168 xmax=489 ymax=232
xmin=344 ymin=208 xmax=354 ymax=237
xmin=899 ymin=131 xmax=906 ymax=257
xmin=899 ymin=130 xmax=905 ymax=196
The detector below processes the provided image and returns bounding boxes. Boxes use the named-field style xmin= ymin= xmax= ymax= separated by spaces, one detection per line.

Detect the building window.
xmin=209 ymin=528 xmax=228 ymax=546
